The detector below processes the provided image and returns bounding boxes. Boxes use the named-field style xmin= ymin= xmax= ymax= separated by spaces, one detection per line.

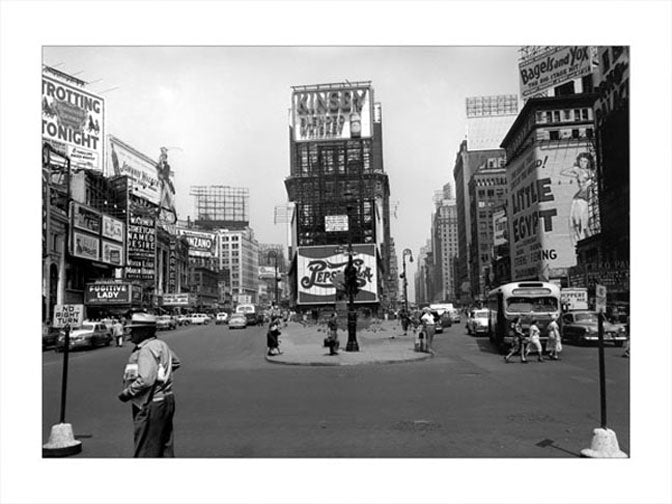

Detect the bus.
xmin=235 ymin=303 xmax=260 ymax=326
xmin=486 ymin=281 xmax=561 ymax=353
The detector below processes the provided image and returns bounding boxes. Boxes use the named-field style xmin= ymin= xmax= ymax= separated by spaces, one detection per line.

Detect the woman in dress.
xmin=561 ymin=152 xmax=596 ymax=245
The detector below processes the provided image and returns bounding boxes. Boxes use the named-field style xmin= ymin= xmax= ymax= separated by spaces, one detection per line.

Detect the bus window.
xmin=507 ymin=296 xmax=558 ymax=313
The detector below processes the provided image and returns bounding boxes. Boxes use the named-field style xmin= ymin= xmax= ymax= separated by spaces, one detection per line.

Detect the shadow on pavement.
xmin=475 ymin=338 xmax=501 ymax=355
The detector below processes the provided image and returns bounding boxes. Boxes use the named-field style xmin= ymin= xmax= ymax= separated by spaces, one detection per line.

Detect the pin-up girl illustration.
xmin=560 ymin=152 xmax=596 ymax=245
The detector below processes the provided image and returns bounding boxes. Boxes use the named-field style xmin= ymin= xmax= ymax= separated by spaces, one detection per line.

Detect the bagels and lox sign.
xmin=297 ymin=244 xmax=378 ymax=305
xmin=519 ymin=46 xmax=593 ymax=100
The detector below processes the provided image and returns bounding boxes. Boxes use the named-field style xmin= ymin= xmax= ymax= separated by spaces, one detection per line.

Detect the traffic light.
xmin=344 ymin=263 xmax=359 ymax=298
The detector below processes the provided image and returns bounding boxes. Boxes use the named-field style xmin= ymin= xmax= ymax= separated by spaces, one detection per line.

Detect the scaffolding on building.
xmin=189 ymin=185 xmax=249 ymax=228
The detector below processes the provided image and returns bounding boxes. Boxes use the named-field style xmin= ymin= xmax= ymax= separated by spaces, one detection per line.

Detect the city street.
xmin=42 ymin=321 xmax=629 ymax=457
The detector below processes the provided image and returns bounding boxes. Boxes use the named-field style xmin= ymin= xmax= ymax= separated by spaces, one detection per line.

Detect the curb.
xmin=264 ymin=349 xmax=435 ymax=367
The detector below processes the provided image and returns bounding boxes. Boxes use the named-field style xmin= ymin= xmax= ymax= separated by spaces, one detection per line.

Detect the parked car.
xmin=156 ymin=315 xmax=177 ymax=331
xmin=42 ymin=324 xmax=61 ymax=349
xmin=466 ymin=309 xmax=490 ymax=336
xmin=561 ymin=310 xmax=628 ymax=346
xmin=215 ymin=312 xmax=229 ymax=325
xmin=55 ymin=322 xmax=112 ymax=352
xmin=189 ymin=313 xmax=211 ymax=325
xmin=228 ymin=313 xmax=247 ymax=329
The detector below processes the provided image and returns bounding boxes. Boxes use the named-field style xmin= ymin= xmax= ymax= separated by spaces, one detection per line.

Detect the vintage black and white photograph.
xmin=2 ymin=2 xmax=671 ymax=504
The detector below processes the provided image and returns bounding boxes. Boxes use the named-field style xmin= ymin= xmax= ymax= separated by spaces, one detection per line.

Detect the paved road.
xmin=42 ymin=320 xmax=629 ymax=457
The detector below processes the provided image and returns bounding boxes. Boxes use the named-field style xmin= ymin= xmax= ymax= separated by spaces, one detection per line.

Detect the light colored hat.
xmin=125 ymin=312 xmax=157 ymax=328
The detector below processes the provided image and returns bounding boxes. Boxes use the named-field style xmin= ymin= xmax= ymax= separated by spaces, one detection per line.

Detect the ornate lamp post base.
xmin=345 ymin=309 xmax=359 ymax=351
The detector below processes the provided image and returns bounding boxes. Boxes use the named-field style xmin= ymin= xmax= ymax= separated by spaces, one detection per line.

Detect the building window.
xmin=536 ymin=111 xmax=545 ymax=123
xmin=553 ymin=111 xmax=561 ymax=122
xmin=546 ymin=111 xmax=553 ymax=123
xmin=574 ymin=109 xmax=581 ymax=121
xmin=572 ymin=129 xmax=580 ymax=139
xmin=582 ymin=108 xmax=589 ymax=120
xmin=549 ymin=130 xmax=560 ymax=140
xmin=586 ymin=128 xmax=593 ymax=139
xmin=564 ymin=110 xmax=571 ymax=120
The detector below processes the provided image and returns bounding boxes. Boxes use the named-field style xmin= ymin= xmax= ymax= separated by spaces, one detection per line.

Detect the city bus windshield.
xmin=506 ymin=296 xmax=558 ymax=313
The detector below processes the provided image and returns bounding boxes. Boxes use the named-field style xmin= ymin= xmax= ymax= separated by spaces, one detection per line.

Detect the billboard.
xmin=492 ymin=209 xmax=508 ymax=248
xmin=292 ymin=85 xmax=373 ymax=142
xmin=72 ymin=231 xmax=99 ymax=261
xmin=42 ymin=75 xmax=105 ymax=172
xmin=84 ymin=282 xmax=133 ymax=305
xmin=507 ymin=143 xmax=599 ymax=281
xmin=106 ymin=136 xmax=161 ymax=205
xmin=69 ymin=202 xmax=125 ymax=266
xmin=177 ymin=228 xmax=216 ymax=257
xmin=519 ymin=46 xmax=593 ymax=100
xmin=297 ymin=244 xmax=378 ymax=305
xmin=126 ymin=211 xmax=156 ymax=281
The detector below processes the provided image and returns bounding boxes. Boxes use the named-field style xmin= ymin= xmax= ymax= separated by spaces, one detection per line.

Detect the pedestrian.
xmin=266 ymin=316 xmax=282 ymax=356
xmin=420 ymin=307 xmax=436 ymax=352
xmin=505 ymin=316 xmax=527 ymax=363
xmin=118 ymin=312 xmax=181 ymax=458
xmin=546 ymin=315 xmax=562 ymax=360
xmin=112 ymin=317 xmax=125 ymax=347
xmin=399 ymin=308 xmax=410 ymax=337
xmin=622 ymin=315 xmax=630 ymax=358
xmin=326 ymin=312 xmax=340 ymax=355
xmin=525 ymin=318 xmax=544 ymax=362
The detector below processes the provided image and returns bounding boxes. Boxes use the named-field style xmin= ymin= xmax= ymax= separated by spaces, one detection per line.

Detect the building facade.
xmin=285 ymin=81 xmax=392 ymax=311
xmin=467 ymin=168 xmax=508 ymax=300
xmin=500 ymin=93 xmax=599 ymax=284
xmin=216 ymin=228 xmax=260 ymax=305
xmin=431 ymin=183 xmax=459 ymax=302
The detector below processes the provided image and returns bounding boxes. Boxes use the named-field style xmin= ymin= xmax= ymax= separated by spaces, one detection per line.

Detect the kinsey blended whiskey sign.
xmin=297 ymin=244 xmax=378 ymax=305
xmin=84 ymin=282 xmax=132 ymax=304
xmin=42 ymin=74 xmax=105 ymax=171
xmin=519 ymin=46 xmax=593 ymax=100
xmin=292 ymin=84 xmax=373 ymax=142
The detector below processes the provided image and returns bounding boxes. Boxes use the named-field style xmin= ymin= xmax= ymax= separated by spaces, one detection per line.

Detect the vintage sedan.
xmin=228 ymin=313 xmax=247 ymax=329
xmin=561 ymin=310 xmax=628 ymax=346
xmin=156 ymin=315 xmax=177 ymax=331
xmin=189 ymin=313 xmax=211 ymax=325
xmin=55 ymin=322 xmax=112 ymax=352
xmin=466 ymin=309 xmax=490 ymax=336
xmin=215 ymin=312 xmax=229 ymax=325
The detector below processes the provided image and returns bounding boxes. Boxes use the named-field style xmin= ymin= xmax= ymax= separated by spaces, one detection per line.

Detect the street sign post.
xmin=44 ymin=304 xmax=84 ymax=457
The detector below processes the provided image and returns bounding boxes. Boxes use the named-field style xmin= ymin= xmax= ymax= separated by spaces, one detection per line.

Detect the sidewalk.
xmin=265 ymin=319 xmax=433 ymax=366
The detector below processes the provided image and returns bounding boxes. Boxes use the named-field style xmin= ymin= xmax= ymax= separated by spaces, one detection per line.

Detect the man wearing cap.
xmin=118 ymin=312 xmax=181 ymax=457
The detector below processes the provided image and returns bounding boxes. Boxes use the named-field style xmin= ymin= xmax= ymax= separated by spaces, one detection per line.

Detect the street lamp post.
xmin=342 ymin=243 xmax=360 ymax=352
xmin=401 ymin=248 xmax=413 ymax=313
xmin=267 ymin=250 xmax=279 ymax=307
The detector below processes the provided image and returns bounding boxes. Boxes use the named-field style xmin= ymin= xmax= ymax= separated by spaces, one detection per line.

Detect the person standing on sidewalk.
xmin=326 ymin=312 xmax=340 ymax=355
xmin=112 ymin=317 xmax=125 ymax=347
xmin=267 ymin=316 xmax=282 ymax=356
xmin=505 ymin=317 xmax=527 ymax=363
xmin=525 ymin=318 xmax=544 ymax=362
xmin=118 ymin=312 xmax=182 ymax=457
xmin=420 ymin=308 xmax=436 ymax=352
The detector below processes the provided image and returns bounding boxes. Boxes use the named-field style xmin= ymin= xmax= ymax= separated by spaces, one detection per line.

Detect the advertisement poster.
xmin=126 ymin=211 xmax=156 ymax=281
xmin=162 ymin=293 xmax=191 ymax=306
xmin=297 ymin=244 xmax=378 ymax=305
xmin=177 ymin=228 xmax=216 ymax=257
xmin=42 ymin=74 xmax=104 ymax=171
xmin=292 ymin=85 xmax=373 ymax=142
xmin=72 ymin=231 xmax=99 ymax=261
xmin=507 ymin=143 xmax=599 ymax=280
xmin=101 ymin=240 xmax=124 ymax=266
xmin=519 ymin=46 xmax=593 ymax=100
xmin=102 ymin=215 xmax=124 ymax=242
xmin=72 ymin=202 xmax=101 ymax=234
xmin=168 ymin=239 xmax=177 ymax=293
xmin=84 ymin=282 xmax=132 ymax=305
xmin=106 ymin=135 xmax=160 ymax=205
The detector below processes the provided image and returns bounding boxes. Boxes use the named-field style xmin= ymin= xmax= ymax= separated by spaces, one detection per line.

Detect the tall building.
xmin=466 ymin=95 xmax=518 ymax=151
xmin=467 ymin=167 xmax=508 ymax=300
xmin=216 ymin=228 xmax=260 ymax=304
xmin=285 ymin=81 xmax=392 ymax=311
xmin=500 ymin=93 xmax=598 ymax=283
xmin=431 ymin=183 xmax=459 ymax=302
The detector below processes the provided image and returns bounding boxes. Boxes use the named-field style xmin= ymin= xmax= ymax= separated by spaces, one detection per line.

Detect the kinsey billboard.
xmin=84 ymin=282 xmax=132 ymax=305
xmin=106 ymin=136 xmax=161 ymax=205
xmin=42 ymin=74 xmax=105 ymax=171
xmin=519 ymin=46 xmax=593 ymax=100
xmin=292 ymin=85 xmax=373 ymax=142
xmin=177 ymin=228 xmax=216 ymax=258
xmin=297 ymin=244 xmax=378 ymax=305
xmin=507 ymin=143 xmax=599 ymax=280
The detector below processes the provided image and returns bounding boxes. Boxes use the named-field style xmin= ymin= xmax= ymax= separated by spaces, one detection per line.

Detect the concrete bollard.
xmin=580 ymin=428 xmax=628 ymax=458
xmin=43 ymin=423 xmax=82 ymax=457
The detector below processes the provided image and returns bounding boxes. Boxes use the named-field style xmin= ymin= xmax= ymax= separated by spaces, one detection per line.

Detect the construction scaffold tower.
xmin=189 ymin=185 xmax=249 ymax=225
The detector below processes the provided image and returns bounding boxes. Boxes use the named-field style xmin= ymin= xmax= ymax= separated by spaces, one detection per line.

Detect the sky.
xmin=42 ymin=45 xmax=521 ymax=299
